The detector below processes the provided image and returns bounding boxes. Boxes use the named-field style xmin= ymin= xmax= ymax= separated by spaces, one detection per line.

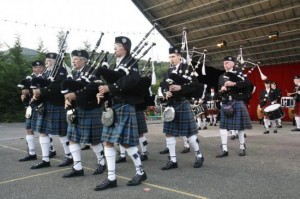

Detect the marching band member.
xmin=259 ymin=80 xmax=278 ymax=134
xmin=160 ymin=46 xmax=204 ymax=170
xmin=95 ymin=36 xmax=147 ymax=191
xmin=271 ymin=81 xmax=282 ymax=128
xmin=62 ymin=50 xmax=106 ymax=178
xmin=31 ymin=53 xmax=72 ymax=169
xmin=18 ymin=61 xmax=45 ymax=161
xmin=205 ymin=87 xmax=220 ymax=126
xmin=196 ymin=98 xmax=208 ymax=130
xmin=288 ymin=75 xmax=300 ymax=131
xmin=216 ymin=56 xmax=252 ymax=158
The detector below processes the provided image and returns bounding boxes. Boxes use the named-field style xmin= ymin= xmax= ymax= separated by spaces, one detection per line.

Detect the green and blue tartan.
xmin=67 ymin=107 xmax=103 ymax=145
xmin=163 ymin=100 xmax=198 ymax=137
xmin=220 ymin=100 xmax=252 ymax=130
xmin=102 ymin=103 xmax=139 ymax=146
xmin=136 ymin=110 xmax=148 ymax=135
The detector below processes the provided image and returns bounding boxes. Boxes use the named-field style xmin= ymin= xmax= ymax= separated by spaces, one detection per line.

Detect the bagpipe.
xmin=164 ymin=27 xmax=207 ymax=99
xmin=61 ymin=33 xmax=107 ymax=95
xmin=95 ymin=24 xmax=157 ymax=99
xmin=31 ymin=31 xmax=70 ymax=89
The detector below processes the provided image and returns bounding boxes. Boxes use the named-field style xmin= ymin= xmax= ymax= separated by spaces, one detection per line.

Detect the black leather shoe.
xmin=159 ymin=147 xmax=169 ymax=154
xmin=230 ymin=135 xmax=236 ymax=140
xmin=291 ymin=128 xmax=300 ymax=131
xmin=161 ymin=160 xmax=178 ymax=170
xmin=62 ymin=168 xmax=84 ymax=178
xmin=140 ymin=154 xmax=148 ymax=161
xmin=31 ymin=160 xmax=50 ymax=169
xmin=116 ymin=156 xmax=126 ymax=163
xmin=214 ymin=123 xmax=217 ymax=126
xmin=273 ymin=130 xmax=277 ymax=133
xmin=81 ymin=145 xmax=90 ymax=150
xmin=181 ymin=147 xmax=190 ymax=153
xmin=93 ymin=164 xmax=106 ymax=175
xmin=94 ymin=178 xmax=117 ymax=191
xmin=209 ymin=123 xmax=213 ymax=126
xmin=49 ymin=150 xmax=56 ymax=158
xmin=203 ymin=126 xmax=208 ymax=130
xmin=19 ymin=154 xmax=37 ymax=162
xmin=263 ymin=130 xmax=269 ymax=134
xmin=58 ymin=157 xmax=73 ymax=167
xmin=277 ymin=125 xmax=282 ymax=128
xmin=239 ymin=149 xmax=246 ymax=156
xmin=216 ymin=150 xmax=229 ymax=158
xmin=198 ymin=127 xmax=201 ymax=130
xmin=127 ymin=172 xmax=147 ymax=186
xmin=194 ymin=156 xmax=204 ymax=168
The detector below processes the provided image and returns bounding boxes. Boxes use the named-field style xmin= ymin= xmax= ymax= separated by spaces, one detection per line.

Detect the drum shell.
xmin=281 ymin=97 xmax=295 ymax=108
xmin=264 ymin=104 xmax=285 ymax=120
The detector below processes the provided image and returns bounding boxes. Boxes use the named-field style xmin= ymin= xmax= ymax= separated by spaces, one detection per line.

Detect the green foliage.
xmin=0 ymin=35 xmax=30 ymax=122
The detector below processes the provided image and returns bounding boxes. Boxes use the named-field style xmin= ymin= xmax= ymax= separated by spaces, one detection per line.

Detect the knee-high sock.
xmin=69 ymin=143 xmax=82 ymax=170
xmin=48 ymin=134 xmax=55 ymax=152
xmin=59 ymin=136 xmax=71 ymax=157
xmin=92 ymin=143 xmax=105 ymax=165
xmin=126 ymin=146 xmax=144 ymax=175
xmin=26 ymin=135 xmax=35 ymax=155
xmin=138 ymin=135 xmax=148 ymax=154
xmin=104 ymin=147 xmax=116 ymax=181
xmin=238 ymin=130 xmax=245 ymax=150
xmin=188 ymin=134 xmax=202 ymax=158
xmin=213 ymin=115 xmax=217 ymax=124
xmin=182 ymin=136 xmax=189 ymax=148
xmin=197 ymin=117 xmax=201 ymax=127
xmin=295 ymin=116 xmax=300 ymax=129
xmin=220 ymin=129 xmax=228 ymax=151
xmin=202 ymin=117 xmax=207 ymax=126
xmin=119 ymin=144 xmax=126 ymax=158
xmin=209 ymin=115 xmax=213 ymax=124
xmin=166 ymin=137 xmax=176 ymax=162
xmin=39 ymin=136 xmax=50 ymax=162
xmin=271 ymin=120 xmax=277 ymax=131
xmin=264 ymin=118 xmax=269 ymax=130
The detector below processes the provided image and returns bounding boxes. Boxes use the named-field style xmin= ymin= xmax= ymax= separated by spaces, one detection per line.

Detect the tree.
xmin=0 ymin=34 xmax=30 ymax=122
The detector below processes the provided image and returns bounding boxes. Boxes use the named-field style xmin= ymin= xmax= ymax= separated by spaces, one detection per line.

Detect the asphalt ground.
xmin=0 ymin=121 xmax=300 ymax=199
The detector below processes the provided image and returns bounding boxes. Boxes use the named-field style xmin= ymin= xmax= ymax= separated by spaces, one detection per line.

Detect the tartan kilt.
xmin=136 ymin=110 xmax=148 ymax=135
xmin=68 ymin=107 xmax=103 ymax=145
xmin=102 ymin=104 xmax=139 ymax=146
xmin=34 ymin=111 xmax=47 ymax=133
xmin=44 ymin=103 xmax=68 ymax=136
xmin=25 ymin=110 xmax=39 ymax=130
xmin=294 ymin=102 xmax=300 ymax=115
xmin=220 ymin=100 xmax=252 ymax=130
xmin=163 ymin=100 xmax=198 ymax=137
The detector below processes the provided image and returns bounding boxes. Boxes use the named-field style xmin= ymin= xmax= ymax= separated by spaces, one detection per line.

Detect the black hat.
xmin=32 ymin=60 xmax=44 ymax=67
xmin=169 ymin=46 xmax=181 ymax=54
xmin=224 ymin=56 xmax=235 ymax=62
xmin=294 ymin=75 xmax=300 ymax=79
xmin=115 ymin=36 xmax=131 ymax=52
xmin=264 ymin=80 xmax=271 ymax=84
xmin=45 ymin=52 xmax=57 ymax=59
xmin=71 ymin=50 xmax=89 ymax=59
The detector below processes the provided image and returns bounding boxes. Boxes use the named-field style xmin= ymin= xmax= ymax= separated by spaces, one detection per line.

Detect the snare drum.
xmin=207 ymin=101 xmax=216 ymax=110
xmin=192 ymin=105 xmax=205 ymax=116
xmin=264 ymin=104 xmax=285 ymax=120
xmin=281 ymin=96 xmax=295 ymax=108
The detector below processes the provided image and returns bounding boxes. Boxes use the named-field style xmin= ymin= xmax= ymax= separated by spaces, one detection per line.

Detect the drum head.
xmin=264 ymin=104 xmax=280 ymax=112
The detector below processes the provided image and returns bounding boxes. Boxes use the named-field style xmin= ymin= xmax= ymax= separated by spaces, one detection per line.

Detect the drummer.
xmin=204 ymin=87 xmax=220 ymax=126
xmin=287 ymin=75 xmax=300 ymax=131
xmin=271 ymin=81 xmax=282 ymax=128
xmin=259 ymin=80 xmax=279 ymax=134
xmin=196 ymin=97 xmax=208 ymax=130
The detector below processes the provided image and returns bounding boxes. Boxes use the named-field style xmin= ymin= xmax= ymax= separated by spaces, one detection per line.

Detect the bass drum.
xmin=288 ymin=108 xmax=295 ymax=120
xmin=256 ymin=105 xmax=264 ymax=120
